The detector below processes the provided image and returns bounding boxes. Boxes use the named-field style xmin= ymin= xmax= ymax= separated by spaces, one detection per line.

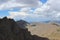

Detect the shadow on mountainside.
xmin=17 ymin=20 xmax=30 ymax=29
xmin=0 ymin=17 xmax=49 ymax=40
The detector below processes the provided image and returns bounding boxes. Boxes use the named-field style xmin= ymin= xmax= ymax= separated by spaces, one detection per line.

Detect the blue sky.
xmin=0 ymin=0 xmax=60 ymax=22
xmin=0 ymin=8 xmax=21 ymax=16
xmin=40 ymin=0 xmax=47 ymax=3
xmin=0 ymin=10 xmax=9 ymax=16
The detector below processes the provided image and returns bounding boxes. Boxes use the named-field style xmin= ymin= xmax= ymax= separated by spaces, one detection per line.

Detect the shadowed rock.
xmin=32 ymin=35 xmax=49 ymax=40
xmin=17 ymin=20 xmax=30 ymax=29
xmin=0 ymin=17 xmax=49 ymax=40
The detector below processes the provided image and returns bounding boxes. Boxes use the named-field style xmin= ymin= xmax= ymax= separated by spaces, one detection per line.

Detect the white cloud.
xmin=8 ymin=7 xmax=47 ymax=21
xmin=34 ymin=4 xmax=50 ymax=14
xmin=32 ymin=0 xmax=60 ymax=21
xmin=8 ymin=12 xmax=29 ymax=19
xmin=1 ymin=0 xmax=60 ymax=21
xmin=0 ymin=0 xmax=42 ymax=10
xmin=47 ymin=0 xmax=60 ymax=11
xmin=0 ymin=1 xmax=27 ymax=10
xmin=46 ymin=0 xmax=60 ymax=20
xmin=8 ymin=0 xmax=60 ymax=21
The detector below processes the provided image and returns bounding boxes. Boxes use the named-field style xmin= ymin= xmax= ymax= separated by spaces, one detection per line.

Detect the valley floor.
xmin=27 ymin=23 xmax=60 ymax=40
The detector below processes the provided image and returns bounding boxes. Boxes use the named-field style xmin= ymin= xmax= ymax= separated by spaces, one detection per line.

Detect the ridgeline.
xmin=0 ymin=17 xmax=49 ymax=40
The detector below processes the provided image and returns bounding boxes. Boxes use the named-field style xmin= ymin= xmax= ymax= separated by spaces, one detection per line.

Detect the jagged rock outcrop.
xmin=17 ymin=20 xmax=30 ymax=29
xmin=0 ymin=17 xmax=49 ymax=40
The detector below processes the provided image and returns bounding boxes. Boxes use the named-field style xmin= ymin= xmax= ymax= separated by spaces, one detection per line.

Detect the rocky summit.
xmin=0 ymin=17 xmax=49 ymax=40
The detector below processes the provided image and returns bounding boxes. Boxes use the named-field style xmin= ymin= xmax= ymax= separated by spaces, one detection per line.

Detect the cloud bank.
xmin=0 ymin=0 xmax=42 ymax=10
xmin=0 ymin=0 xmax=60 ymax=22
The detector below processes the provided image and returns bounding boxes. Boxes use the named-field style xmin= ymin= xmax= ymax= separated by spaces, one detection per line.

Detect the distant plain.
xmin=27 ymin=22 xmax=60 ymax=40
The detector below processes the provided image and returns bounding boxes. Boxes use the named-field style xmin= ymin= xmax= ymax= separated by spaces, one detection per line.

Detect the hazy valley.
xmin=27 ymin=22 xmax=60 ymax=40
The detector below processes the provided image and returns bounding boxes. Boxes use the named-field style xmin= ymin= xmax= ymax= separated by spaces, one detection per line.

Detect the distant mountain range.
xmin=38 ymin=20 xmax=60 ymax=24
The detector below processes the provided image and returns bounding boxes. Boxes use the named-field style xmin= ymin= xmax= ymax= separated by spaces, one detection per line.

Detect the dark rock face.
xmin=17 ymin=20 xmax=30 ymax=29
xmin=0 ymin=17 xmax=49 ymax=40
